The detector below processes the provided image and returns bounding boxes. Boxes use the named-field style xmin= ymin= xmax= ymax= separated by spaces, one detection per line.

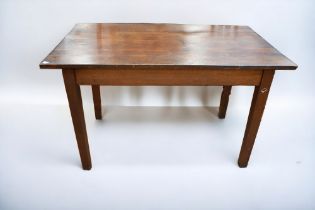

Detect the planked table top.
xmin=40 ymin=23 xmax=297 ymax=70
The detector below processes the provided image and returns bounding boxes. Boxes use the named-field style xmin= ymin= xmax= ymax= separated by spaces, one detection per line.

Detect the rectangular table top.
xmin=40 ymin=23 xmax=297 ymax=70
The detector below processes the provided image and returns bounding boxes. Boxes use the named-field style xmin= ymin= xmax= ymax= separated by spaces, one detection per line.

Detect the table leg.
xmin=218 ymin=86 xmax=232 ymax=119
xmin=238 ymin=70 xmax=275 ymax=168
xmin=92 ymin=85 xmax=102 ymax=120
xmin=63 ymin=70 xmax=92 ymax=170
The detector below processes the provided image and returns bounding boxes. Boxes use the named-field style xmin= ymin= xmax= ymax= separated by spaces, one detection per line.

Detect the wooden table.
xmin=40 ymin=23 xmax=297 ymax=170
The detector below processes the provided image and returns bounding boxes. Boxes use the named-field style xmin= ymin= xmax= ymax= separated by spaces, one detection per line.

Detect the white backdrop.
xmin=1 ymin=1 xmax=315 ymax=209
xmin=0 ymin=0 xmax=314 ymax=107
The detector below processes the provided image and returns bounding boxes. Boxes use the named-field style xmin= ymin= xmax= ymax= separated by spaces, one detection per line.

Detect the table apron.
xmin=74 ymin=69 xmax=263 ymax=86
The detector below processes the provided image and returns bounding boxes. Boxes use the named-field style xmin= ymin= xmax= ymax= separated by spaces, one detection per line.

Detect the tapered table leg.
xmin=218 ymin=86 xmax=232 ymax=119
xmin=92 ymin=85 xmax=102 ymax=120
xmin=63 ymin=70 xmax=92 ymax=170
xmin=238 ymin=70 xmax=275 ymax=168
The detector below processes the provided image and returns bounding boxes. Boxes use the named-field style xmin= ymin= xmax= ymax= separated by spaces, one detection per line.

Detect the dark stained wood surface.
xmin=40 ymin=23 xmax=297 ymax=70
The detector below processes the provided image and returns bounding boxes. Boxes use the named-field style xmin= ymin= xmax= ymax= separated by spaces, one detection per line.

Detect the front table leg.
xmin=62 ymin=70 xmax=92 ymax=170
xmin=238 ymin=70 xmax=275 ymax=168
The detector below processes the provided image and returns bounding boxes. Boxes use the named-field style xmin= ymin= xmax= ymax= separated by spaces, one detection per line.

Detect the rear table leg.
xmin=218 ymin=86 xmax=232 ymax=119
xmin=92 ymin=85 xmax=102 ymax=120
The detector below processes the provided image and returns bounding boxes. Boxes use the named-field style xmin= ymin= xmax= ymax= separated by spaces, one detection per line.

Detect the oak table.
xmin=40 ymin=23 xmax=297 ymax=170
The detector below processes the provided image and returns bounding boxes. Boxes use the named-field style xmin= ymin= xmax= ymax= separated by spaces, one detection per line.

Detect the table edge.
xmin=39 ymin=64 xmax=298 ymax=70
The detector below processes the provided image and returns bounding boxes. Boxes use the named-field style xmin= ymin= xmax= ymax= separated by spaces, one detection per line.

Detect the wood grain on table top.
xmin=40 ymin=23 xmax=297 ymax=70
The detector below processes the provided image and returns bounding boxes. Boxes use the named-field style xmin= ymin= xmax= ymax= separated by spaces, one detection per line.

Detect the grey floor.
xmin=0 ymin=104 xmax=314 ymax=210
